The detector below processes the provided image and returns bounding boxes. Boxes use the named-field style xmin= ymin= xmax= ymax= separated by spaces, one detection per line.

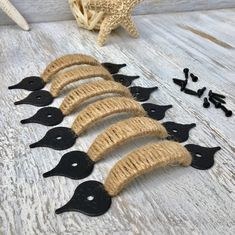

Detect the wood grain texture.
xmin=0 ymin=8 xmax=235 ymax=235
xmin=1 ymin=0 xmax=235 ymax=25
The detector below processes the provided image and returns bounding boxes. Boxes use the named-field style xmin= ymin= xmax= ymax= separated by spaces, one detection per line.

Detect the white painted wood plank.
xmin=0 ymin=9 xmax=235 ymax=235
xmin=1 ymin=0 xmax=235 ymax=25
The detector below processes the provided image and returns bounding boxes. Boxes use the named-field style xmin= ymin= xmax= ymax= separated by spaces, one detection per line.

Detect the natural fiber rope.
xmin=50 ymin=65 xmax=113 ymax=97
xmin=71 ymin=97 xmax=146 ymax=136
xmin=104 ymin=141 xmax=192 ymax=196
xmin=60 ymin=80 xmax=132 ymax=115
xmin=88 ymin=117 xmax=168 ymax=162
xmin=41 ymin=54 xmax=100 ymax=82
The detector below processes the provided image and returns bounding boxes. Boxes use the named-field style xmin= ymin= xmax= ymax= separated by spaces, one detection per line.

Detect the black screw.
xmin=208 ymin=90 xmax=226 ymax=99
xmin=190 ymin=73 xmax=198 ymax=82
xmin=209 ymin=97 xmax=222 ymax=109
xmin=212 ymin=95 xmax=226 ymax=104
xmin=197 ymin=87 xmax=207 ymax=98
xmin=220 ymin=105 xmax=233 ymax=117
xmin=203 ymin=98 xmax=210 ymax=108
xmin=183 ymin=68 xmax=189 ymax=79
xmin=184 ymin=88 xmax=198 ymax=96
xmin=180 ymin=80 xmax=188 ymax=91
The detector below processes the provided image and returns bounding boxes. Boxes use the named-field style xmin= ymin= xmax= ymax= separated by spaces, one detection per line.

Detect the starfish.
xmin=87 ymin=0 xmax=142 ymax=46
xmin=0 ymin=0 xmax=30 ymax=31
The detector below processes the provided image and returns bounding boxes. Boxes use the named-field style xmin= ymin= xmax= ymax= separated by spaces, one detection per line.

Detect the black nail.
xmin=220 ymin=105 xmax=233 ymax=117
xmin=208 ymin=90 xmax=226 ymax=99
xmin=212 ymin=96 xmax=226 ymax=104
xmin=183 ymin=68 xmax=189 ymax=79
xmin=184 ymin=88 xmax=198 ymax=96
xmin=197 ymin=87 xmax=207 ymax=98
xmin=209 ymin=97 xmax=222 ymax=109
xmin=203 ymin=98 xmax=210 ymax=108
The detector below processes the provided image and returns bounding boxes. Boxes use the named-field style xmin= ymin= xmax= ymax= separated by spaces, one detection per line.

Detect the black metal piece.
xmin=14 ymin=90 xmax=53 ymax=107
xmin=43 ymin=151 xmax=94 ymax=179
xmin=163 ymin=122 xmax=196 ymax=143
xmin=183 ymin=68 xmax=189 ymax=79
xmin=142 ymin=103 xmax=173 ymax=121
xmin=112 ymin=74 xmax=139 ymax=87
xmin=209 ymin=97 xmax=221 ymax=109
xmin=212 ymin=96 xmax=226 ymax=104
xmin=8 ymin=76 xmax=45 ymax=91
xmin=30 ymin=127 xmax=77 ymax=150
xmin=55 ymin=181 xmax=111 ymax=216
xmin=203 ymin=98 xmax=210 ymax=108
xmin=21 ymin=107 xmax=64 ymax=126
xmin=197 ymin=87 xmax=207 ymax=98
xmin=185 ymin=144 xmax=221 ymax=170
xmin=208 ymin=90 xmax=226 ymax=99
xmin=129 ymin=86 xmax=158 ymax=102
xmin=190 ymin=73 xmax=198 ymax=82
xmin=101 ymin=63 xmax=126 ymax=74
xmin=220 ymin=105 xmax=233 ymax=117
xmin=184 ymin=88 xmax=198 ymax=96
xmin=173 ymin=78 xmax=186 ymax=88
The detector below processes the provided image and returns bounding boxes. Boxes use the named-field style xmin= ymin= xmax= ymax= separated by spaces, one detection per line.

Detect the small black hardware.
xmin=209 ymin=97 xmax=221 ymax=109
xmin=220 ymin=105 xmax=233 ymax=117
xmin=212 ymin=96 xmax=226 ymax=104
xmin=190 ymin=73 xmax=198 ymax=82
xmin=208 ymin=90 xmax=226 ymax=99
xmin=203 ymin=98 xmax=210 ymax=108
xmin=197 ymin=87 xmax=207 ymax=98
xmin=183 ymin=68 xmax=189 ymax=79
xmin=184 ymin=88 xmax=198 ymax=96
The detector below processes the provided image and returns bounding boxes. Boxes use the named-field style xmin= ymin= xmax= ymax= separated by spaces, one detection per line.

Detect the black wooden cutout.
xmin=101 ymin=63 xmax=126 ymax=74
xmin=112 ymin=74 xmax=139 ymax=87
xmin=129 ymin=86 xmax=158 ymax=102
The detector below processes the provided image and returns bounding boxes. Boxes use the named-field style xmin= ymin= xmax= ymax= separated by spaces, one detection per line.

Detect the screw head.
xmin=203 ymin=98 xmax=210 ymax=108
xmin=190 ymin=73 xmax=198 ymax=82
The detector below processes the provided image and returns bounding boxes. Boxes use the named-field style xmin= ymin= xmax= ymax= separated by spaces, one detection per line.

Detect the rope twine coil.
xmin=60 ymin=80 xmax=132 ymax=115
xmin=104 ymin=141 xmax=192 ymax=196
xmin=88 ymin=117 xmax=168 ymax=162
xmin=71 ymin=97 xmax=146 ymax=136
xmin=41 ymin=54 xmax=100 ymax=82
xmin=50 ymin=65 xmax=113 ymax=97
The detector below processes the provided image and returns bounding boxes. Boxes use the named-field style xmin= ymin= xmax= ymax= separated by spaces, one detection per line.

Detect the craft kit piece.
xmin=55 ymin=141 xmax=221 ymax=216
xmin=22 ymin=97 xmax=172 ymax=127
xmin=13 ymin=71 xmax=149 ymax=107
xmin=43 ymin=116 xmax=195 ymax=179
xmin=87 ymin=0 xmax=142 ymax=46
xmin=69 ymin=0 xmax=104 ymax=31
xmin=30 ymin=96 xmax=195 ymax=151
xmin=0 ymin=0 xmax=30 ymax=31
xmin=21 ymin=80 xmax=132 ymax=125
xmin=8 ymin=54 xmax=126 ymax=91
xmin=29 ymin=97 xmax=146 ymax=150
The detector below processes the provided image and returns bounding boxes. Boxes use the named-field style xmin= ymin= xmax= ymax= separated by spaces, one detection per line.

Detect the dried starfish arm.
xmin=0 ymin=0 xmax=30 ymax=31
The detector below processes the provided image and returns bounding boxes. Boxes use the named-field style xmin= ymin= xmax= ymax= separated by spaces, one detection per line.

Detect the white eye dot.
xmin=72 ymin=163 xmax=78 ymax=167
xmin=56 ymin=136 xmax=62 ymax=140
xmin=47 ymin=114 xmax=52 ymax=118
xmin=195 ymin=153 xmax=202 ymax=158
xmin=172 ymin=129 xmax=177 ymax=133
xmin=87 ymin=196 xmax=94 ymax=201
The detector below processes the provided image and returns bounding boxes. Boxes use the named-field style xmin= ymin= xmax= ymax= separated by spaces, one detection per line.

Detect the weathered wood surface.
xmin=0 ymin=8 xmax=235 ymax=235
xmin=1 ymin=0 xmax=235 ymax=26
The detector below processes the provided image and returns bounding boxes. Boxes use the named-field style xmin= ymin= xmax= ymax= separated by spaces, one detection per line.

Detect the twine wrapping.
xmin=50 ymin=65 xmax=113 ymax=97
xmin=41 ymin=54 xmax=99 ymax=82
xmin=104 ymin=141 xmax=192 ymax=196
xmin=88 ymin=117 xmax=168 ymax=162
xmin=71 ymin=97 xmax=146 ymax=136
xmin=60 ymin=80 xmax=132 ymax=115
